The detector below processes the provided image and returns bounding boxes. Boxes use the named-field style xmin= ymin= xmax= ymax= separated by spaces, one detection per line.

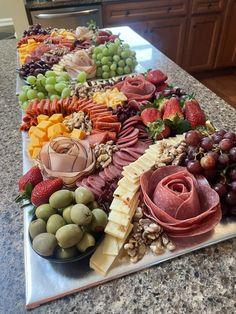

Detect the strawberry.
xmin=156 ymin=125 xmax=171 ymax=140
xmin=18 ymin=166 xmax=43 ymax=192
xmin=141 ymin=108 xmax=162 ymax=126
xmin=163 ymin=97 xmax=184 ymax=121
xmin=146 ymin=69 xmax=168 ymax=85
xmin=184 ymin=99 xmax=206 ymax=128
xmin=31 ymin=178 xmax=63 ymax=207
xmin=147 ymin=119 xmax=171 ymax=140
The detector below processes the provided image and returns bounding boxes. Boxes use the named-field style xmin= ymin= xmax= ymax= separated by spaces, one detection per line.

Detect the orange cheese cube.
xmin=37 ymin=120 xmax=53 ymax=131
xmin=32 ymin=127 xmax=48 ymax=141
xmin=32 ymin=147 xmax=41 ymax=159
xmin=63 ymin=132 xmax=70 ymax=137
xmin=29 ymin=126 xmax=36 ymax=137
xmin=47 ymin=123 xmax=64 ymax=139
xmin=30 ymin=135 xmax=41 ymax=146
xmin=49 ymin=114 xmax=63 ymax=123
xmin=70 ymin=129 xmax=86 ymax=140
xmin=37 ymin=114 xmax=49 ymax=124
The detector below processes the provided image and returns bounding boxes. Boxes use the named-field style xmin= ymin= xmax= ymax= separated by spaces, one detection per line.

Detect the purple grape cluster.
xmin=112 ymin=103 xmax=137 ymax=123
xmin=18 ymin=60 xmax=52 ymax=78
xmin=23 ymin=24 xmax=50 ymax=37
xmin=97 ymin=176 xmax=121 ymax=212
xmin=155 ymin=86 xmax=186 ymax=99
xmin=183 ymin=129 xmax=236 ymax=216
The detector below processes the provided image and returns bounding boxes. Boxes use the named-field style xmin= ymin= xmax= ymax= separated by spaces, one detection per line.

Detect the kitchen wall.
xmin=0 ymin=0 xmax=29 ymax=38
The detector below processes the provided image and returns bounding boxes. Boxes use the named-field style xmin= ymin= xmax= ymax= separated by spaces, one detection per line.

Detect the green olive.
xmin=87 ymin=201 xmax=99 ymax=210
xmin=29 ymin=218 xmax=46 ymax=239
xmin=55 ymin=246 xmax=78 ymax=259
xmin=49 ymin=190 xmax=74 ymax=209
xmin=56 ymin=224 xmax=83 ymax=248
xmin=90 ymin=208 xmax=108 ymax=232
xmin=62 ymin=205 xmax=73 ymax=224
xmin=46 ymin=214 xmax=66 ymax=234
xmin=35 ymin=204 xmax=57 ymax=221
xmin=70 ymin=204 xmax=92 ymax=225
xmin=76 ymin=232 xmax=95 ymax=252
xmin=32 ymin=233 xmax=57 ymax=256
xmin=75 ymin=187 xmax=94 ymax=204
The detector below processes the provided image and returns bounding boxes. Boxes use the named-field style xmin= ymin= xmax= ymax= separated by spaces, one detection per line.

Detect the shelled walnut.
xmin=94 ymin=141 xmax=118 ymax=169
xmin=63 ymin=112 xmax=92 ymax=133
xmin=124 ymin=207 xmax=176 ymax=263
xmin=155 ymin=140 xmax=187 ymax=168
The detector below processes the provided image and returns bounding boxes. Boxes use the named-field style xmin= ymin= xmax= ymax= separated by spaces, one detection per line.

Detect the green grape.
xmin=117 ymin=67 xmax=124 ymax=75
xmin=77 ymin=71 xmax=87 ymax=83
xmin=59 ymin=72 xmax=70 ymax=81
xmin=94 ymin=46 xmax=102 ymax=54
xmin=21 ymin=101 xmax=29 ymax=111
xmin=107 ymin=61 xmax=112 ymax=66
xmin=40 ymin=76 xmax=46 ymax=86
xmin=92 ymin=53 xmax=96 ymax=60
xmin=26 ymin=76 xmax=36 ymax=86
xmin=45 ymin=84 xmax=56 ymax=93
xmin=125 ymin=58 xmax=133 ymax=66
xmin=37 ymin=74 xmax=44 ymax=80
xmin=50 ymin=94 xmax=60 ymax=101
xmin=118 ymin=60 xmax=125 ymax=67
xmin=131 ymin=51 xmax=136 ymax=57
xmin=37 ymin=92 xmax=45 ymax=100
xmin=110 ymin=70 xmax=116 ymax=77
xmin=27 ymin=89 xmax=38 ymax=100
xmin=113 ymin=55 xmax=120 ymax=62
xmin=61 ymin=87 xmax=71 ymax=98
xmin=102 ymin=47 xmax=109 ymax=56
xmin=110 ymin=63 xmax=117 ymax=71
xmin=96 ymin=60 xmax=101 ymax=66
xmin=45 ymin=71 xmax=56 ymax=77
xmin=114 ymin=38 xmax=121 ymax=45
xmin=18 ymin=92 xmax=28 ymax=102
xmin=102 ymin=72 xmax=110 ymax=79
xmin=123 ymin=43 xmax=130 ymax=49
xmin=97 ymin=53 xmax=103 ymax=60
xmin=22 ymin=85 xmax=31 ymax=92
xmin=121 ymin=50 xmax=129 ymax=59
xmin=96 ymin=67 xmax=102 ymax=78
xmin=55 ymin=82 xmax=67 ymax=93
xmin=101 ymin=57 xmax=109 ymax=65
xmin=124 ymin=66 xmax=131 ymax=74
xmin=108 ymin=43 xmax=117 ymax=55
xmin=46 ymin=77 xmax=56 ymax=85
xmin=102 ymin=65 xmax=109 ymax=72
xmin=117 ymin=47 xmax=122 ymax=55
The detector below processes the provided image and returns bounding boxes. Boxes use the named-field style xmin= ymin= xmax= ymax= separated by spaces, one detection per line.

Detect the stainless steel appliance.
xmin=30 ymin=5 xmax=102 ymax=29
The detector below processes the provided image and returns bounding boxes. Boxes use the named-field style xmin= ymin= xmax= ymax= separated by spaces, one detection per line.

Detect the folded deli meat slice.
xmin=115 ymin=75 xmax=155 ymax=101
xmin=140 ymin=166 xmax=221 ymax=237
xmin=39 ymin=137 xmax=95 ymax=188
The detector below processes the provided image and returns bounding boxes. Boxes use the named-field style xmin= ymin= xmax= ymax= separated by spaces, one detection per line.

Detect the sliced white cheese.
xmin=113 ymin=186 xmax=136 ymax=204
xmin=105 ymin=221 xmax=130 ymax=239
xmin=118 ymin=177 xmax=140 ymax=193
xmin=108 ymin=210 xmax=130 ymax=227
xmin=102 ymin=234 xmax=119 ymax=256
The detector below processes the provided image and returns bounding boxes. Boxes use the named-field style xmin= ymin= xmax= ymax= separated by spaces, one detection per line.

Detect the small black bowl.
xmin=29 ymin=215 xmax=104 ymax=263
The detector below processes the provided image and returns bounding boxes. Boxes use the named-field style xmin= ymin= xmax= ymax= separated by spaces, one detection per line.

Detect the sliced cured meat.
xmin=115 ymin=151 xmax=136 ymax=162
xmin=99 ymin=171 xmax=107 ymax=181
xmin=86 ymin=132 xmax=107 ymax=146
xmin=120 ymin=147 xmax=141 ymax=159
xmin=107 ymin=164 xmax=121 ymax=178
xmin=115 ymin=75 xmax=155 ymax=101
xmin=112 ymin=153 xmax=132 ymax=167
xmin=118 ymin=126 xmax=135 ymax=138
xmin=117 ymin=137 xmax=139 ymax=148
xmin=104 ymin=166 xmax=113 ymax=180
xmin=140 ymin=165 xmax=221 ymax=237
xmin=87 ymin=175 xmax=105 ymax=189
xmin=118 ymin=128 xmax=139 ymax=140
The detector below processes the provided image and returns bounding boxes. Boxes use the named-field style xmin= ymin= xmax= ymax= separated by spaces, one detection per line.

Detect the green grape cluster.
xmin=92 ymin=39 xmax=138 ymax=79
xmin=18 ymin=71 xmax=71 ymax=110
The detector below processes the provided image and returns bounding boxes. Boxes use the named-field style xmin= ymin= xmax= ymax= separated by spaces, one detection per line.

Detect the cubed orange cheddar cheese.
xmin=37 ymin=120 xmax=53 ymax=131
xmin=47 ymin=123 xmax=64 ymax=139
xmin=30 ymin=135 xmax=42 ymax=146
xmin=37 ymin=114 xmax=49 ymax=124
xmin=49 ymin=114 xmax=63 ymax=123
xmin=29 ymin=126 xmax=36 ymax=137
xmin=31 ymin=127 xmax=48 ymax=141
xmin=32 ymin=147 xmax=41 ymax=159
xmin=70 ymin=129 xmax=86 ymax=140
xmin=63 ymin=132 xmax=70 ymax=137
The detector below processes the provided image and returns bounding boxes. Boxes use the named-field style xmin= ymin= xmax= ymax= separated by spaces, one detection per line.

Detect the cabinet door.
xmin=183 ymin=14 xmax=222 ymax=72
xmin=147 ymin=17 xmax=187 ymax=65
xmin=128 ymin=22 xmax=148 ymax=38
xmin=215 ymin=0 xmax=236 ymax=68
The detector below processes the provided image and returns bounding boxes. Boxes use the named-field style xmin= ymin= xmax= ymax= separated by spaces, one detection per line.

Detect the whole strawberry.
xmin=163 ymin=97 xmax=184 ymax=121
xmin=31 ymin=178 xmax=63 ymax=207
xmin=184 ymin=99 xmax=206 ymax=128
xmin=156 ymin=125 xmax=171 ymax=140
xmin=146 ymin=69 xmax=168 ymax=85
xmin=18 ymin=166 xmax=43 ymax=193
xmin=141 ymin=108 xmax=162 ymax=125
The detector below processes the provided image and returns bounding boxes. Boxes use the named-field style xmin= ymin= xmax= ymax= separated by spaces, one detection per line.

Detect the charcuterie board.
xmin=16 ymin=26 xmax=236 ymax=309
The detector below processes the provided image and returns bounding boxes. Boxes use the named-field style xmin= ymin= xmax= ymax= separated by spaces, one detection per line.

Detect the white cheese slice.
xmin=102 ymin=234 xmax=119 ymax=256
xmin=108 ymin=210 xmax=131 ymax=227
xmin=113 ymin=186 xmax=136 ymax=204
xmin=105 ymin=221 xmax=130 ymax=239
xmin=118 ymin=177 xmax=140 ymax=193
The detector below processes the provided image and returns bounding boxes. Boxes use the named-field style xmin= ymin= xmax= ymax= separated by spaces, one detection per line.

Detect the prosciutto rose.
xmin=38 ymin=137 xmax=95 ymax=188
xmin=140 ymin=166 xmax=221 ymax=237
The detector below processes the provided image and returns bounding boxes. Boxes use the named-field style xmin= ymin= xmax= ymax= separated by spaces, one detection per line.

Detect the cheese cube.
xmin=32 ymin=127 xmax=47 ymax=141
xmin=28 ymin=126 xmax=36 ymax=137
xmin=37 ymin=120 xmax=53 ymax=131
xmin=32 ymin=147 xmax=41 ymax=159
xmin=47 ymin=123 xmax=64 ymax=139
xmin=70 ymin=129 xmax=86 ymax=140
xmin=49 ymin=113 xmax=63 ymax=123
xmin=37 ymin=114 xmax=49 ymax=124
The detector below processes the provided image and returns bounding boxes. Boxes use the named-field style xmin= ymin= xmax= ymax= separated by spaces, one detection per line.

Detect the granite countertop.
xmin=25 ymin=0 xmax=119 ymax=10
xmin=1 ymin=36 xmax=236 ymax=313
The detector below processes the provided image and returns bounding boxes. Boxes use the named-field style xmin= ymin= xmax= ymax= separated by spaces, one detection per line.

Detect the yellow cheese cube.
xmin=70 ymin=129 xmax=86 ymax=140
xmin=32 ymin=127 xmax=48 ymax=141
xmin=37 ymin=114 xmax=49 ymax=124
xmin=32 ymin=147 xmax=41 ymax=159
xmin=30 ymin=135 xmax=41 ymax=146
xmin=49 ymin=114 xmax=63 ymax=123
xmin=47 ymin=123 xmax=64 ymax=139
xmin=29 ymin=126 xmax=36 ymax=137
xmin=37 ymin=120 xmax=53 ymax=131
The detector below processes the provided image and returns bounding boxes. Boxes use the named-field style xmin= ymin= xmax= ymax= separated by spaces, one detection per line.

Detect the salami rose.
xmin=140 ymin=166 xmax=221 ymax=237
xmin=38 ymin=136 xmax=95 ymax=188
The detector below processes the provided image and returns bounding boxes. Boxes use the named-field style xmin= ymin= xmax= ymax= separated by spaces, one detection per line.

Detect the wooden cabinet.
xmin=191 ymin=0 xmax=225 ymax=15
xmin=146 ymin=18 xmax=187 ymax=64
xmin=183 ymin=14 xmax=222 ymax=72
xmin=215 ymin=0 xmax=236 ymax=68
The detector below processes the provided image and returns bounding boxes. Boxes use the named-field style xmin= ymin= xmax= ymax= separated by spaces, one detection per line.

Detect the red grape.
xmin=185 ymin=130 xmax=202 ymax=146
xmin=225 ymin=191 xmax=236 ymax=205
xmin=187 ymin=146 xmax=198 ymax=160
xmin=229 ymin=147 xmax=236 ymax=162
xmin=203 ymin=169 xmax=217 ymax=181
xmin=200 ymin=154 xmax=216 ymax=169
xmin=207 ymin=151 xmax=219 ymax=162
xmin=221 ymin=202 xmax=229 ymax=216
xmin=212 ymin=183 xmax=227 ymax=197
xmin=223 ymin=132 xmax=236 ymax=142
xmin=230 ymin=181 xmax=236 ymax=192
xmin=200 ymin=137 xmax=213 ymax=151
xmin=216 ymin=129 xmax=226 ymax=137
xmin=229 ymin=168 xmax=236 ymax=181
xmin=211 ymin=133 xmax=222 ymax=144
xmin=187 ymin=160 xmax=202 ymax=174
xmin=218 ymin=153 xmax=229 ymax=166
xmin=219 ymin=139 xmax=234 ymax=151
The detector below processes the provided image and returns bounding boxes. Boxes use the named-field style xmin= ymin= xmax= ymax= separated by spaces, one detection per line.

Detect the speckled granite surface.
xmin=1 ymin=38 xmax=236 ymax=314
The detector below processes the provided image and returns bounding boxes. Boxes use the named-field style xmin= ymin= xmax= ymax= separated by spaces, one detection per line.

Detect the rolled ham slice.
xmin=115 ymin=75 xmax=155 ymax=101
xmin=140 ymin=165 xmax=221 ymax=237
xmin=38 ymin=137 xmax=95 ymax=188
